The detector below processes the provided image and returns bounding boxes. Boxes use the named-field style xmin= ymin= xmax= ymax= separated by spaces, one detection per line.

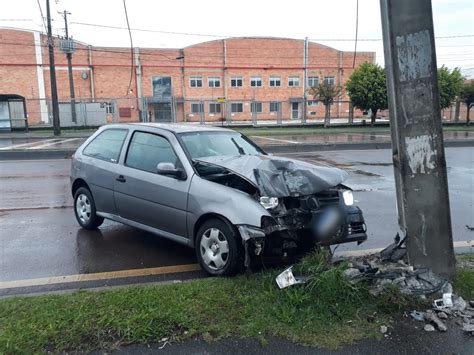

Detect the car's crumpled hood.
xmin=196 ymin=155 xmax=348 ymax=197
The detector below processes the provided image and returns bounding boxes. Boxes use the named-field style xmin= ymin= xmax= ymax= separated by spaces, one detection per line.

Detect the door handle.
xmin=116 ymin=175 xmax=126 ymax=183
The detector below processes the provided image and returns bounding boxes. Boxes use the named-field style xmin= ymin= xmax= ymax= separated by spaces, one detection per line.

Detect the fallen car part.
xmin=433 ymin=293 xmax=453 ymax=309
xmin=275 ymin=266 xmax=308 ymax=289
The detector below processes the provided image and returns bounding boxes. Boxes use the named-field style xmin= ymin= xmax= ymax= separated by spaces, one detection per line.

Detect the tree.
xmin=345 ymin=62 xmax=388 ymax=126
xmin=437 ymin=66 xmax=464 ymax=110
xmin=308 ymin=82 xmax=343 ymax=127
xmin=459 ymin=80 xmax=474 ymax=125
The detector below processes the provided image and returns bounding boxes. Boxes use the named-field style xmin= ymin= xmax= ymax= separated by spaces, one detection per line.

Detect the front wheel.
xmin=74 ymin=187 xmax=104 ymax=230
xmin=195 ymin=218 xmax=243 ymax=276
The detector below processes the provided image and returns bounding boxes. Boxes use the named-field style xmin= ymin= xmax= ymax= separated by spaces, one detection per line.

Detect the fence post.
xmin=199 ymin=100 xmax=205 ymax=125
xmin=349 ymin=101 xmax=354 ymax=125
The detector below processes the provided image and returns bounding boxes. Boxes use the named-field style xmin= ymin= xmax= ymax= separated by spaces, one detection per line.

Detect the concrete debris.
xmin=380 ymin=325 xmax=388 ymax=334
xmin=425 ymin=311 xmax=448 ymax=332
xmin=424 ymin=324 xmax=436 ymax=332
xmin=343 ymin=268 xmax=362 ymax=280
xmin=452 ymin=296 xmax=467 ymax=312
xmin=437 ymin=311 xmax=448 ymax=319
xmin=462 ymin=323 xmax=474 ymax=334
xmin=410 ymin=310 xmax=425 ymax=322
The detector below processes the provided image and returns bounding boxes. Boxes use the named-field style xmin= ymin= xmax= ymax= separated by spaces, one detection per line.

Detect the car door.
xmin=113 ymin=129 xmax=190 ymax=238
xmin=79 ymin=128 xmax=129 ymax=214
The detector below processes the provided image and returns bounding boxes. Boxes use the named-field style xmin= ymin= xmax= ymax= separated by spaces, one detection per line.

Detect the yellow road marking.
xmin=0 ymin=264 xmax=201 ymax=290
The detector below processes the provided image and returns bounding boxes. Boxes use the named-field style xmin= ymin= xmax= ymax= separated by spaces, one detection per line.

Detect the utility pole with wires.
xmin=60 ymin=10 xmax=77 ymax=124
xmin=46 ymin=0 xmax=61 ymax=135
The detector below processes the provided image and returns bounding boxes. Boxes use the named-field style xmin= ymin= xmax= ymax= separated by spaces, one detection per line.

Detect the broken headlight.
xmin=342 ymin=190 xmax=354 ymax=206
xmin=259 ymin=196 xmax=279 ymax=210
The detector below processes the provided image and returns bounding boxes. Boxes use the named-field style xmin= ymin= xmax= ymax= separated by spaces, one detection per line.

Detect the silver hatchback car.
xmin=71 ymin=123 xmax=367 ymax=275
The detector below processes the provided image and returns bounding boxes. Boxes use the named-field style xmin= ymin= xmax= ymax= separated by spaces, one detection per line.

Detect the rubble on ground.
xmin=337 ymin=234 xmax=474 ymax=336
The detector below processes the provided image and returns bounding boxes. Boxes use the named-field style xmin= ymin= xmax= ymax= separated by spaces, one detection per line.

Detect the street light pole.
xmin=46 ymin=0 xmax=61 ymax=135
xmin=63 ymin=10 xmax=77 ymax=124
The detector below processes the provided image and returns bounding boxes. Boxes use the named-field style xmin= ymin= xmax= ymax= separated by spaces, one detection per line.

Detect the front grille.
xmin=315 ymin=190 xmax=340 ymax=207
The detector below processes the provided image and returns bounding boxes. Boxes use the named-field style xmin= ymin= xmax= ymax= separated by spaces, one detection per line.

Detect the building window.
xmin=190 ymin=76 xmax=202 ymax=88
xmin=308 ymin=76 xmax=319 ymax=88
xmin=231 ymin=76 xmax=243 ymax=87
xmin=209 ymin=103 xmax=221 ymax=114
xmin=208 ymin=77 xmax=221 ymax=88
xmin=231 ymin=103 xmax=243 ymax=113
xmin=308 ymin=100 xmax=319 ymax=106
xmin=270 ymin=101 xmax=280 ymax=113
xmin=250 ymin=77 xmax=263 ymax=87
xmin=324 ymin=76 xmax=335 ymax=86
xmin=191 ymin=103 xmax=204 ymax=113
xmin=251 ymin=102 xmax=262 ymax=113
xmin=269 ymin=76 xmax=281 ymax=87
xmin=288 ymin=76 xmax=300 ymax=87
xmin=104 ymin=102 xmax=115 ymax=114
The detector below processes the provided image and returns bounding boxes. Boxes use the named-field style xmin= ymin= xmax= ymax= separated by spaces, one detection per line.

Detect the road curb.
xmin=0 ymin=139 xmax=473 ymax=160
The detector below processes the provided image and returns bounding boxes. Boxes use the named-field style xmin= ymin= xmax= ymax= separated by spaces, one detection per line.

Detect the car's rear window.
xmin=83 ymin=129 xmax=128 ymax=163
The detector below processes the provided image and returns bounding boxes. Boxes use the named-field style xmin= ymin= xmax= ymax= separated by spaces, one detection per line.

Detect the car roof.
xmin=104 ymin=123 xmax=235 ymax=134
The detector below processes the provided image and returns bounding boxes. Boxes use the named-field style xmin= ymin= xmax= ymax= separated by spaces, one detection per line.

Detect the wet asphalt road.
xmin=0 ymin=147 xmax=473 ymax=294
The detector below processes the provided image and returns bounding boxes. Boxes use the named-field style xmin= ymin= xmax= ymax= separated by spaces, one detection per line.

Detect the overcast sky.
xmin=1 ymin=0 xmax=473 ymax=77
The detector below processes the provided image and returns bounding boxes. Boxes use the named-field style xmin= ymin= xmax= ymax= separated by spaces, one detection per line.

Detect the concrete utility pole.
xmin=380 ymin=0 xmax=455 ymax=279
xmin=46 ymin=0 xmax=61 ymax=135
xmin=63 ymin=10 xmax=77 ymax=124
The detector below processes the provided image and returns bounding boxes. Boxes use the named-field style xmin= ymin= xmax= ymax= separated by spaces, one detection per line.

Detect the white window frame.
xmin=288 ymin=76 xmax=300 ymax=87
xmin=308 ymin=76 xmax=319 ymax=88
xmin=269 ymin=76 xmax=281 ymax=87
xmin=231 ymin=76 xmax=243 ymax=87
xmin=208 ymin=77 xmax=221 ymax=88
xmin=324 ymin=76 xmax=335 ymax=86
xmin=231 ymin=102 xmax=243 ymax=113
xmin=308 ymin=100 xmax=319 ymax=106
xmin=250 ymin=76 xmax=263 ymax=87
xmin=190 ymin=76 xmax=202 ymax=88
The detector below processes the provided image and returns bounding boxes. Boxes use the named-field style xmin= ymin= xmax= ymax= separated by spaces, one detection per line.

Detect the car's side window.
xmin=125 ymin=131 xmax=180 ymax=173
xmin=82 ymin=129 xmax=128 ymax=163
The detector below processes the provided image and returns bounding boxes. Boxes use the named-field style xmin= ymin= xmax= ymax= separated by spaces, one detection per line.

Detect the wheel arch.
xmin=71 ymin=178 xmax=90 ymax=197
xmin=192 ymin=213 xmax=238 ymax=247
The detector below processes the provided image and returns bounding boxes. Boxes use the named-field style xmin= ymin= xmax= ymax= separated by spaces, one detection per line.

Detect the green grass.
xmin=0 ymin=252 xmax=471 ymax=353
xmin=0 ymin=252 xmax=420 ymax=353
xmin=455 ymin=253 xmax=474 ymax=300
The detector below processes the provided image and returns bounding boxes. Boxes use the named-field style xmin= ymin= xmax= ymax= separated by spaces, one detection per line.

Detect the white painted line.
xmin=251 ymin=136 xmax=301 ymax=144
xmin=335 ymin=240 xmax=473 ymax=257
xmin=0 ymin=138 xmax=61 ymax=151
xmin=26 ymin=138 xmax=81 ymax=150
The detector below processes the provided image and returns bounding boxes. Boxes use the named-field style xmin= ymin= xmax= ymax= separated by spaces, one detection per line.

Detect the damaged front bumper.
xmin=238 ymin=189 xmax=368 ymax=261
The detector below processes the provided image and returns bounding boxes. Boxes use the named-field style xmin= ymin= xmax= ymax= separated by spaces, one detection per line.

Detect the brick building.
xmin=0 ymin=28 xmax=376 ymax=127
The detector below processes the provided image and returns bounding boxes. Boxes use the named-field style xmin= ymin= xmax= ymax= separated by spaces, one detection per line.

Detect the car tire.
xmin=74 ymin=187 xmax=104 ymax=230
xmin=195 ymin=218 xmax=243 ymax=276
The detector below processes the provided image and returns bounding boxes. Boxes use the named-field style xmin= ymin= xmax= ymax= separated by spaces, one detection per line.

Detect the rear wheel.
xmin=74 ymin=187 xmax=104 ymax=230
xmin=195 ymin=218 xmax=243 ymax=276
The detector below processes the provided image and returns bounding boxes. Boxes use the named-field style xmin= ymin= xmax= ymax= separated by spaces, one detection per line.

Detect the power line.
xmin=352 ymin=0 xmax=359 ymax=68
xmin=122 ymin=0 xmax=134 ymax=96
xmin=36 ymin=0 xmax=48 ymax=34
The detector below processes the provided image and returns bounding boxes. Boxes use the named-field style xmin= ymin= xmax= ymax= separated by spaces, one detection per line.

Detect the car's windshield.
xmin=179 ymin=132 xmax=264 ymax=159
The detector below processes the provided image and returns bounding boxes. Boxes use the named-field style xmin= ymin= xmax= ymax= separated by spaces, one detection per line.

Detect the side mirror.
xmin=156 ymin=162 xmax=186 ymax=180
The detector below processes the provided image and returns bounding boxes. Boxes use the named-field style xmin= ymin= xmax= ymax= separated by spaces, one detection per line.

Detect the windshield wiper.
xmin=231 ymin=138 xmax=245 ymax=155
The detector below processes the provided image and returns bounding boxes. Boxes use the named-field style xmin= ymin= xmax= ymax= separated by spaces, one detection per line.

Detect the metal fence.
xmin=3 ymin=97 xmax=471 ymax=130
